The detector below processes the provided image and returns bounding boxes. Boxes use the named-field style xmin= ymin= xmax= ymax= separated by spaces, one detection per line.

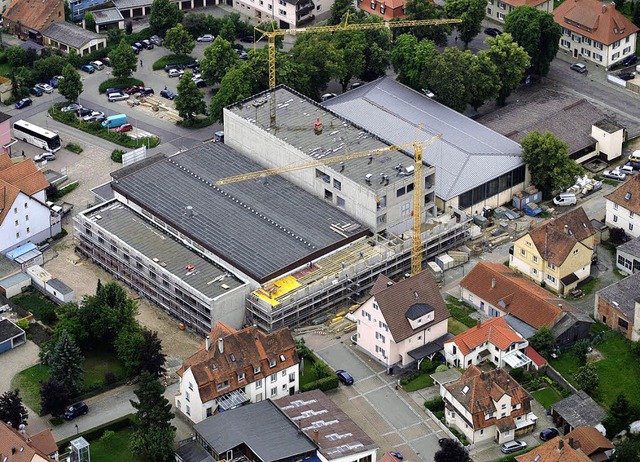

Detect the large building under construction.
xmin=76 ymin=85 xmax=474 ymax=333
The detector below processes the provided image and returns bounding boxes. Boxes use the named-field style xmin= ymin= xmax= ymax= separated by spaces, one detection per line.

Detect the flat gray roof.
xmin=0 ymin=272 xmax=30 ymax=288
xmin=0 ymin=255 xmax=20 ymax=280
xmin=552 ymin=391 xmax=606 ymax=428
xmin=194 ymin=400 xmax=317 ymax=460
xmin=83 ymin=201 xmax=244 ymax=299
xmin=324 ymin=78 xmax=523 ymax=201
xmin=596 ymin=271 xmax=640 ymax=319
xmin=225 ymin=86 xmax=422 ymax=193
xmin=47 ymin=277 xmax=74 ymax=295
xmin=111 ymin=142 xmax=368 ymax=283
xmin=92 ymin=8 xmax=124 ymax=24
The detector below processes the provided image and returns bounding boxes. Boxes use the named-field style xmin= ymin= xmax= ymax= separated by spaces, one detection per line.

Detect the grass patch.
xmin=11 ymin=290 xmax=58 ymax=325
xmin=152 ymin=54 xmax=194 ymax=71
xmin=66 ymin=142 xmax=83 ymax=154
xmin=402 ymin=373 xmax=434 ymax=392
xmin=577 ymin=277 xmax=599 ymax=296
xmin=532 ymin=387 xmax=563 ymax=410
xmin=98 ymin=77 xmax=144 ymax=94
xmin=49 ymin=182 xmax=80 ymax=201
xmin=49 ymin=105 xmax=160 ymax=149
xmin=448 ymin=318 xmax=470 ymax=336
xmin=300 ymin=360 xmax=323 ymax=387
xmin=12 ymin=363 xmax=49 ymax=414
xmin=446 ymin=297 xmax=477 ymax=328
xmin=603 ymin=179 xmax=623 ymax=187
xmin=90 ymin=428 xmax=147 ymax=462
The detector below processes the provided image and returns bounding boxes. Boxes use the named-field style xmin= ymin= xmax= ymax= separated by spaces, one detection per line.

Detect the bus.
xmin=13 ymin=120 xmax=61 ymax=152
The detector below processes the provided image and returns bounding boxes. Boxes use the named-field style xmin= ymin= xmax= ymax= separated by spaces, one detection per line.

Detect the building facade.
xmin=595 ymin=271 xmax=640 ymax=341
xmin=616 ymin=237 xmax=640 ymax=274
xmin=605 ymin=174 xmax=640 ymax=238
xmin=357 ymin=0 xmax=406 ymax=21
xmin=43 ymin=21 xmax=107 ymax=56
xmin=486 ymin=0 xmax=553 ymax=24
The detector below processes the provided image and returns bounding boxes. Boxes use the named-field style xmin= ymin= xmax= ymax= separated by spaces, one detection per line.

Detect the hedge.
xmin=57 ymin=414 xmax=136 ymax=450
xmin=300 ymin=374 xmax=339 ymax=392
xmin=98 ymin=77 xmax=144 ymax=94
xmin=424 ymin=397 xmax=445 ymax=413
xmin=152 ymin=54 xmax=195 ymax=71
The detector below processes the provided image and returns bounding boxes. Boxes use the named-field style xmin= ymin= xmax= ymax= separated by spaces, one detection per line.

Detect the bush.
xmin=510 ymin=367 xmax=525 ymax=382
xmin=16 ymin=319 xmax=30 ymax=332
xmin=104 ymin=372 xmax=117 ymax=385
xmin=435 ymin=364 xmax=449 ymax=373
xmin=300 ymin=374 xmax=339 ymax=392
xmin=152 ymin=54 xmax=195 ymax=71
xmin=177 ymin=117 xmax=214 ymax=129
xmin=424 ymin=397 xmax=445 ymax=412
xmin=111 ymin=149 xmax=125 ymax=163
xmin=419 ymin=360 xmax=438 ymax=373
xmin=98 ymin=77 xmax=144 ymax=94
xmin=66 ymin=142 xmax=83 ymax=153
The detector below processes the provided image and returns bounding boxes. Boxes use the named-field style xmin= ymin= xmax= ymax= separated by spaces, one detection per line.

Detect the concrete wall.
xmin=44 ymin=282 xmax=74 ymax=304
xmin=592 ymin=125 xmax=623 ymax=161
xmin=0 ymin=277 xmax=31 ymax=298
xmin=606 ymin=199 xmax=640 ymax=238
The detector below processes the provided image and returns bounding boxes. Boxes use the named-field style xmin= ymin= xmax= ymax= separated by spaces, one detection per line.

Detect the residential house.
xmin=0 ymin=154 xmax=59 ymax=254
xmin=509 ymin=207 xmax=596 ymax=295
xmin=615 ymin=237 xmax=640 ymax=274
xmin=26 ymin=428 xmax=59 ymax=461
xmin=441 ymin=366 xmax=536 ymax=444
xmin=68 ymin=0 xmax=112 ymax=21
xmin=175 ymin=399 xmax=317 ymax=462
xmin=3 ymin=0 xmax=65 ymax=43
xmin=604 ymin=174 xmax=640 ymax=238
xmin=43 ymin=22 xmax=107 ymax=57
xmin=0 ymin=421 xmax=56 ymax=462
xmin=354 ymin=270 xmax=451 ymax=368
xmin=516 ymin=437 xmax=592 ymax=462
xmin=487 ymin=0 xmax=553 ymax=24
xmin=564 ymin=427 xmax=614 ymax=461
xmin=552 ymin=391 xmax=607 ymax=435
xmin=175 ymin=322 xmax=300 ymax=424
xmin=0 ymin=318 xmax=26 ymax=354
xmin=553 ymin=0 xmax=639 ymax=69
xmin=357 ymin=0 xmax=406 ymax=21
xmin=460 ymin=262 xmax=593 ymax=346
xmin=595 ymin=271 xmax=640 ymax=340
xmin=275 ymin=390 xmax=378 ymax=462
xmin=444 ymin=317 xmax=532 ymax=370
xmin=228 ymin=0 xmax=330 ymax=28
xmin=0 ymin=112 xmax=12 ymax=156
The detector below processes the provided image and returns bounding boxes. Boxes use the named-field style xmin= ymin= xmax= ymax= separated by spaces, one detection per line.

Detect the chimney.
xmin=568 ymin=437 xmax=574 ymax=449
xmin=558 ymin=439 xmax=564 ymax=450
xmin=218 ymin=338 xmax=224 ymax=354
xmin=564 ymin=224 xmax=569 ymax=234
xmin=186 ymin=205 xmax=194 ymax=217
xmin=477 ymin=319 xmax=482 ymax=328
xmin=491 ymin=277 xmax=496 ymax=289
xmin=558 ymin=303 xmax=563 ymax=310
xmin=205 ymin=336 xmax=210 ymax=351
xmin=312 ymin=429 xmax=320 ymax=443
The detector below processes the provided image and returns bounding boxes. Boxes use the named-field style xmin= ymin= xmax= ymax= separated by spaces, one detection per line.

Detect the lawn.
xmin=11 ymin=290 xmax=58 ymax=324
xmin=550 ymin=335 xmax=640 ymax=408
xmin=402 ymin=372 xmax=434 ymax=392
xmin=448 ymin=318 xmax=470 ymax=336
xmin=12 ymin=363 xmax=49 ymax=414
xmin=531 ymin=387 xmax=563 ymax=410
xmin=89 ymin=428 xmax=148 ymax=462
xmin=300 ymin=358 xmax=323 ymax=387
xmin=446 ymin=297 xmax=477 ymax=328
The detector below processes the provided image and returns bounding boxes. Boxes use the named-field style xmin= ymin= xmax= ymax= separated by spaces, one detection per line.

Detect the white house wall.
xmin=0 ymin=192 xmax=53 ymax=254
xmin=558 ymin=28 xmax=637 ymax=69
xmin=605 ymin=199 xmax=640 ymax=238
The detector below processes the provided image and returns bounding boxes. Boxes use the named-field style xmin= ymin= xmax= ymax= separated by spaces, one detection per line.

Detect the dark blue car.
xmin=160 ymin=89 xmax=177 ymax=100
xmin=15 ymin=98 xmax=32 ymax=109
xmin=623 ymin=55 xmax=638 ymax=67
xmin=336 ymin=369 xmax=354 ymax=385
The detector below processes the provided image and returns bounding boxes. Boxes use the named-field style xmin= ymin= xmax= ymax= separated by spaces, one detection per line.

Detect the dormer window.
xmin=238 ymin=372 xmax=246 ymax=381
xmin=280 ymin=354 xmax=286 ymax=362
xmin=370 ymin=1 xmax=375 ymax=9
xmin=269 ymin=359 xmax=276 ymax=368
xmin=254 ymin=366 xmax=261 ymax=374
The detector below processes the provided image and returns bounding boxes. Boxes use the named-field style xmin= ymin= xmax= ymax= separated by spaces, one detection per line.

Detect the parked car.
xmin=115 ymin=123 xmax=133 ymax=133
xmin=133 ymin=42 xmax=143 ymax=51
xmin=618 ymin=72 xmax=635 ymax=81
xmin=82 ymin=111 xmax=105 ymax=122
xmin=553 ymin=193 xmax=577 ymax=206
xmin=570 ymin=63 xmax=587 ymax=73
xmin=336 ymin=369 xmax=354 ymax=385
xmin=214 ymin=131 xmax=224 ymax=142
xmin=104 ymin=87 xmax=123 ymax=95
xmin=34 ymin=152 xmax=56 ymax=162
xmin=168 ymin=69 xmax=183 ymax=78
xmin=193 ymin=79 xmax=207 ymax=88
xmin=197 ymin=34 xmax=215 ymax=42
xmin=50 ymin=76 xmax=63 ymax=88
xmin=627 ymin=160 xmax=640 ymax=170
xmin=623 ymin=55 xmax=638 ymax=66
xmin=79 ymin=64 xmax=95 ymax=73
xmin=321 ymin=93 xmax=337 ymax=102
xmin=501 ymin=440 xmax=527 ymax=454
xmin=484 ymin=27 xmax=502 ymax=37
xmin=421 ymin=88 xmax=435 ymax=98
xmin=438 ymin=438 xmax=453 ymax=446
xmin=630 ymin=151 xmax=640 ymax=163
xmin=164 ymin=64 xmax=184 ymax=72
xmin=389 ymin=452 xmax=403 ymax=460
xmin=349 ymin=82 xmax=364 ymax=90
xmin=150 ymin=35 xmax=163 ymax=46
xmin=142 ymin=39 xmax=154 ymax=49
xmin=160 ymin=89 xmax=177 ymax=100
xmin=124 ymin=86 xmax=144 ymax=95
xmin=90 ymin=60 xmax=104 ymax=70
xmin=36 ymin=83 xmax=54 ymax=93
xmin=15 ymin=98 xmax=32 ymax=109
xmin=603 ymin=169 xmax=627 ymax=181
xmin=108 ymin=92 xmax=130 ymax=102
xmin=29 ymin=87 xmax=43 ymax=97
xmin=64 ymin=402 xmax=88 ymax=420
xmin=240 ymin=35 xmax=255 ymax=43
xmin=76 ymin=108 xmax=93 ymax=117
xmin=540 ymin=428 xmax=560 ymax=441
xmin=61 ymin=103 xmax=82 ymax=112
xmin=236 ymin=49 xmax=248 ymax=60
xmin=102 ymin=57 xmax=111 ymax=67
xmin=621 ymin=164 xmax=636 ymax=176
xmin=186 ymin=61 xmax=199 ymax=69
xmin=139 ymin=87 xmax=155 ymax=96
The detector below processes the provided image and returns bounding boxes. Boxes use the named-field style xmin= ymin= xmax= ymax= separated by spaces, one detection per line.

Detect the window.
xmin=269 ymin=359 xmax=276 ymax=368
xmin=613 ymin=215 xmax=618 ymax=223
xmin=324 ymin=189 xmax=333 ymax=201
xmin=533 ymin=256 xmax=538 ymax=263
xmin=612 ymin=52 xmax=620 ymax=61
xmin=379 ymin=4 xmax=385 ymax=13
xmin=278 ymin=8 xmax=286 ymax=14
xmin=337 ymin=196 xmax=345 ymax=209
xmin=289 ymin=372 xmax=295 ymax=382
xmin=256 ymin=378 xmax=262 ymax=389
xmin=15 ymin=220 xmax=18 ymax=226
xmin=613 ymin=39 xmax=621 ymax=49
xmin=401 ymin=202 xmax=411 ymax=217
xmin=15 ymin=232 xmax=19 ymax=239
xmin=630 ymin=211 xmax=635 ymax=218
xmin=594 ymin=41 xmax=603 ymax=50
xmin=26 ymin=227 xmax=30 ymax=233
xmin=548 ymin=262 xmax=556 ymax=270
xmin=520 ymin=249 xmax=526 ymax=256
xmin=188 ymin=382 xmax=193 ymax=391
xmin=377 ymin=214 xmax=386 ymax=224
xmin=581 ymin=48 xmax=591 ymax=57
xmin=593 ymin=53 xmax=603 ymax=62
xmin=532 ymin=268 xmax=538 ymax=275
xmin=186 ymin=405 xmax=191 ymax=416
xmin=268 ymin=4 xmax=272 ymax=9
xmin=238 ymin=372 xmax=245 ymax=381
xmin=334 ymin=179 xmax=342 ymax=190
xmin=24 ymin=202 xmax=28 ymax=209
xmin=497 ymin=12 xmax=505 ymax=20
xmin=185 ymin=391 xmax=190 ymax=402
xmin=561 ymin=39 xmax=571 ymax=48
xmin=501 ymin=404 xmax=506 ymax=409
xmin=282 ymin=370 xmax=286 ymax=377
xmin=614 ymin=203 xmax=619 ymax=210
xmin=630 ymin=223 xmax=634 ymax=231
xmin=547 ymin=274 xmax=556 ymax=283
xmin=271 ymin=373 xmax=277 ymax=383
xmin=271 ymin=387 xmax=278 ymax=397
xmin=370 ymin=1 xmax=375 ymax=9
xmin=619 ymin=318 xmax=629 ymax=329
xmin=498 ymin=1 xmax=505 ymax=8
xmin=397 ymin=187 xmax=406 ymax=197
xmin=623 ymin=46 xmax=631 ymax=55
xmin=254 ymin=366 xmax=261 ymax=374
xmin=573 ymin=249 xmax=579 ymax=254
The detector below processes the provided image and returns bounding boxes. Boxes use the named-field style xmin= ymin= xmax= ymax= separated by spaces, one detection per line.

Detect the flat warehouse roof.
xmin=83 ymin=201 xmax=244 ymax=299
xmin=111 ymin=142 xmax=368 ymax=283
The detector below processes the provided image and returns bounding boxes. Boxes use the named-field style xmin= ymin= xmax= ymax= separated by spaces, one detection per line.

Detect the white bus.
xmin=13 ymin=120 xmax=61 ymax=152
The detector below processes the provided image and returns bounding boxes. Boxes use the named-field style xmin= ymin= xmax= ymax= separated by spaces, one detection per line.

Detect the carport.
xmin=407 ymin=333 xmax=453 ymax=369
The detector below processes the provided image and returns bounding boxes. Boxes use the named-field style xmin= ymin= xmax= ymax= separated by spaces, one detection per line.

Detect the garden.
xmin=400 ymin=358 xmax=447 ymax=392
xmin=296 ymin=339 xmax=339 ymax=392
xmin=446 ymin=297 xmax=477 ymax=336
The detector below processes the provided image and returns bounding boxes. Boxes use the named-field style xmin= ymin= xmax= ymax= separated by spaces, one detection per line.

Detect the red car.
xmin=115 ymin=123 xmax=133 ymax=133
xmin=124 ymin=86 xmax=144 ymax=95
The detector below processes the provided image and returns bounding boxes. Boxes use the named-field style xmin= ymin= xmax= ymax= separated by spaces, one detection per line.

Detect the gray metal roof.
xmin=83 ymin=201 xmax=244 ymax=299
xmin=0 ymin=272 xmax=30 ymax=288
xmin=0 ymin=255 xmax=19 ymax=280
xmin=43 ymin=22 xmax=104 ymax=49
xmin=552 ymin=391 xmax=606 ymax=428
xmin=194 ymin=400 xmax=317 ymax=460
xmin=323 ymin=78 xmax=523 ymax=201
xmin=226 ymin=86 xmax=422 ymax=193
xmin=111 ymin=143 xmax=367 ymax=283
xmin=14 ymin=249 xmax=42 ymax=264
xmin=430 ymin=368 xmax=462 ymax=386
xmin=0 ymin=318 xmax=24 ymax=343
xmin=92 ymin=8 xmax=124 ymax=24
xmin=175 ymin=441 xmax=216 ymax=462
xmin=503 ymin=314 xmax=537 ymax=339
xmin=596 ymin=271 xmax=640 ymax=319
xmin=46 ymin=277 xmax=74 ymax=295
xmin=618 ymin=236 xmax=640 ymax=258
xmin=90 ymin=182 xmax=115 ymax=203
xmin=113 ymin=0 xmax=153 ymax=9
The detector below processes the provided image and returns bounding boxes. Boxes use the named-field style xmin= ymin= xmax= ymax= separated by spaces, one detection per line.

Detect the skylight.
xmin=625 ymin=192 xmax=632 ymax=201
xmin=462 ymin=386 xmax=469 ymax=394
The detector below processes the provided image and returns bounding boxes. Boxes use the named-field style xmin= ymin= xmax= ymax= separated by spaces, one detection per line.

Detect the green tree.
xmin=290 ymin=33 xmax=342 ymax=99
xmin=48 ymin=329 xmax=85 ymax=394
xmin=391 ymin=34 xmax=439 ymax=91
xmin=403 ymin=0 xmax=450 ymax=46
xmin=107 ymin=28 xmax=124 ymax=44
xmin=84 ymin=12 xmax=96 ymax=31
xmin=0 ymin=390 xmax=28 ymax=430
xmin=109 ymin=39 xmax=137 ymax=79
xmin=200 ymin=36 xmax=239 ymax=84
xmin=24 ymin=48 xmax=38 ymax=68
xmin=115 ymin=324 xmax=145 ymax=376
xmin=219 ymin=19 xmax=236 ymax=43
xmin=444 ymin=0 xmax=486 ymax=47
xmin=59 ymin=64 xmax=83 ymax=102
xmin=633 ymin=1 xmax=640 ymax=28
xmin=149 ymin=0 xmax=184 ymax=37
xmin=139 ymin=330 xmax=167 ymax=378
xmin=40 ymin=378 xmax=70 ymax=418
xmin=358 ymin=16 xmax=391 ymax=81
xmin=67 ymin=49 xmax=82 ymax=68
xmin=164 ymin=23 xmax=195 ymax=56
xmin=573 ymin=339 xmax=591 ymax=365
xmin=609 ymin=393 xmax=632 ymax=427
xmin=504 ymin=6 xmax=561 ymax=76
xmin=574 ymin=362 xmax=599 ymax=394
xmin=613 ymin=437 xmax=640 ymax=461
xmin=183 ymin=13 xmax=211 ymax=38
xmin=6 ymin=46 xmax=25 ymax=68
xmin=613 ymin=0 xmax=625 ymax=11
xmin=32 ymin=55 xmax=67 ymax=83
xmin=130 ymin=371 xmax=175 ymax=462
xmin=329 ymin=0 xmax=357 ymax=25
xmin=10 ymin=67 xmax=33 ymax=99
xmin=81 ymin=281 xmax=138 ymax=346
xmin=333 ymin=30 xmax=367 ymax=92
xmin=529 ymin=326 xmax=555 ymax=359
xmin=521 ymin=131 xmax=584 ymax=195
xmin=209 ymin=64 xmax=253 ymax=122
xmin=467 ymin=52 xmax=499 ymax=110
xmin=434 ymin=438 xmax=472 ymax=462
xmin=482 ymin=32 xmax=530 ymax=105
xmin=176 ymin=71 xmax=206 ymax=120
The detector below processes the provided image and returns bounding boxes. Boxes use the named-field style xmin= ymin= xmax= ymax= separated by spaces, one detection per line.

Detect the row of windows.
xmin=611 ymin=215 xmax=635 ymax=231
xmin=13 ymin=203 xmax=29 ymax=213
xmin=14 ymin=216 xmax=29 ymax=225
xmin=457 ymin=166 xmax=525 ymax=209
xmin=618 ymin=255 xmax=640 ymax=272
xmin=613 ymin=203 xmax=635 ymax=218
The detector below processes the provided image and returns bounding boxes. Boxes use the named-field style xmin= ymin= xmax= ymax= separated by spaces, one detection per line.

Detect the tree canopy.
xmin=434 ymin=438 xmax=472 ymax=462
xmin=529 ymin=325 xmax=555 ymax=359
xmin=444 ymin=0 xmax=487 ymax=47
xmin=574 ymin=362 xmax=599 ymax=394
xmin=59 ymin=63 xmax=83 ymax=102
xmin=48 ymin=329 xmax=85 ymax=394
xmin=482 ymin=33 xmax=530 ymax=105
xmin=176 ymin=70 xmax=206 ymax=120
xmin=164 ymin=23 xmax=195 ymax=56
xmin=200 ymin=37 xmax=239 ymax=84
xmin=149 ymin=0 xmax=184 ymax=37
xmin=109 ymin=39 xmax=137 ymax=79
xmin=403 ymin=0 xmax=451 ymax=46
xmin=0 ymin=390 xmax=28 ymax=430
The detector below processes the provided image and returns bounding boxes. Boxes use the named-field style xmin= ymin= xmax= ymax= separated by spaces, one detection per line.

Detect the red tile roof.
xmin=178 ymin=322 xmax=299 ymax=403
xmin=553 ymin=0 xmax=639 ymax=46
xmin=524 ymin=346 xmax=548 ymax=367
xmin=27 ymin=429 xmax=57 ymax=456
xmin=3 ymin=0 xmax=65 ymax=32
xmin=379 ymin=454 xmax=402 ymax=462
xmin=460 ymin=262 xmax=573 ymax=329
xmin=445 ymin=317 xmax=524 ymax=356
xmin=445 ymin=366 xmax=532 ymax=430
xmin=0 ymin=155 xmax=49 ymax=196
xmin=371 ymin=270 xmax=450 ymax=343
xmin=605 ymin=174 xmax=640 ymax=216
xmin=564 ymin=426 xmax=614 ymax=456
xmin=0 ymin=421 xmax=51 ymax=462
xmin=503 ymin=0 xmax=549 ymax=7
xmin=516 ymin=437 xmax=592 ymax=462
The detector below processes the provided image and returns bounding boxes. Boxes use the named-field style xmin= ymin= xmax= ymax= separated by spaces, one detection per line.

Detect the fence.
xmin=546 ymin=365 xmax=578 ymax=395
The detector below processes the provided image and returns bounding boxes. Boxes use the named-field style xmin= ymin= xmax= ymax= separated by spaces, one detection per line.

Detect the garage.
xmin=181 ymin=0 xmax=192 ymax=9
xmin=0 ymin=319 xmax=26 ymax=355
xmin=132 ymin=7 xmax=144 ymax=17
xmin=193 ymin=0 xmax=204 ymax=7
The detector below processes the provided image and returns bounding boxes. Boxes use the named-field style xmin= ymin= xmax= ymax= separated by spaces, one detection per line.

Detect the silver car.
xmin=500 ymin=440 xmax=527 ymax=454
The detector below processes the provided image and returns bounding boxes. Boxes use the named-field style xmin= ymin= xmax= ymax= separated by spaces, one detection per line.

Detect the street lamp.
xmin=74 ymin=424 xmax=79 ymax=435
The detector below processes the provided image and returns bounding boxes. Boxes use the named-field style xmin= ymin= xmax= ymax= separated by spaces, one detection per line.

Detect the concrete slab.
xmin=411 ymin=434 xmax=441 ymax=461
xmin=318 ymin=343 xmax=376 ymax=381
xmin=366 ymin=387 xmax=421 ymax=429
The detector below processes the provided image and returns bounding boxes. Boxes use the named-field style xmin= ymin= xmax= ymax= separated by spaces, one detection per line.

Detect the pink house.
xmin=354 ymin=270 xmax=451 ymax=368
xmin=0 ymin=112 xmax=12 ymax=156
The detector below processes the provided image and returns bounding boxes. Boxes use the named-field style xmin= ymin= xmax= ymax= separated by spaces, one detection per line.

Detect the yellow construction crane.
xmin=216 ymin=134 xmax=442 ymax=276
xmin=255 ymin=16 xmax=462 ymax=89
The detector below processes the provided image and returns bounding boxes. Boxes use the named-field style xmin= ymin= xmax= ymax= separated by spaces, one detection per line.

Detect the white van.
xmin=553 ymin=193 xmax=577 ymax=206
xmin=108 ymin=92 xmax=129 ymax=102
xmin=90 ymin=60 xmax=104 ymax=70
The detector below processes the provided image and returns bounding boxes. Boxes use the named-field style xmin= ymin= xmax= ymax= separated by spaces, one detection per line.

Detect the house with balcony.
xmin=354 ymin=270 xmax=451 ymax=368
xmin=486 ymin=0 xmax=553 ymax=24
xmin=605 ymin=174 xmax=640 ymax=239
xmin=509 ymin=207 xmax=596 ymax=295
xmin=441 ymin=366 xmax=536 ymax=444
xmin=443 ymin=317 xmax=532 ymax=370
xmin=553 ymin=0 xmax=639 ymax=69
xmin=175 ymin=321 xmax=300 ymax=424
xmin=595 ymin=271 xmax=640 ymax=341
xmin=357 ymin=0 xmax=406 ymax=21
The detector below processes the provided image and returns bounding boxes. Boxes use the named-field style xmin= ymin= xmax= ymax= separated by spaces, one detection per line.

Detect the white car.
xmin=36 ymin=83 xmax=54 ymax=93
xmin=82 ymin=111 xmax=104 ymax=122
xmin=197 ymin=34 xmax=215 ymax=42
xmin=34 ymin=152 xmax=56 ymax=162
xmin=603 ymin=169 xmax=627 ymax=181
xmin=168 ymin=69 xmax=184 ymax=78
xmin=421 ymin=88 xmax=435 ymax=98
xmin=61 ymin=103 xmax=82 ymax=112
xmin=321 ymin=93 xmax=337 ymax=102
